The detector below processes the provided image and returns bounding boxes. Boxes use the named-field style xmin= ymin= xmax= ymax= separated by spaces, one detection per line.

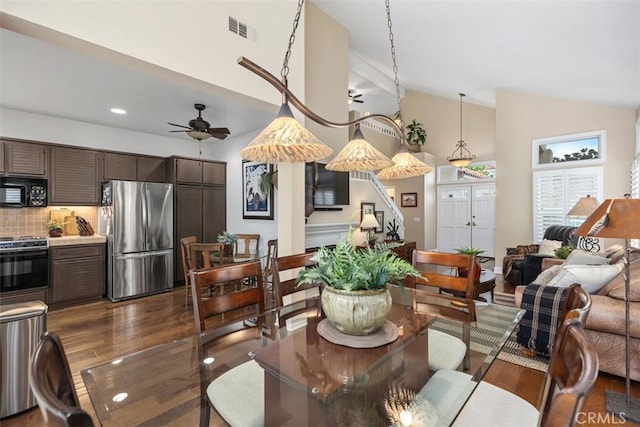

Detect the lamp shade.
xmin=360 ymin=213 xmax=380 ymax=230
xmin=574 ymin=198 xmax=640 ymax=238
xmin=325 ymin=125 xmax=394 ymax=172
xmin=240 ymin=103 xmax=333 ymax=163
xmin=376 ymin=147 xmax=433 ymax=180
xmin=567 ymin=195 xmax=600 ymax=217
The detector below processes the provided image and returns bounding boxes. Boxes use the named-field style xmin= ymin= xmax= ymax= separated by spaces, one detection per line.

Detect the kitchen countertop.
xmin=47 ymin=234 xmax=106 ymax=246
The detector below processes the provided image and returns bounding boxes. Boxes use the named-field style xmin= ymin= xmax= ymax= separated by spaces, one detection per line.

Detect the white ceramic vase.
xmin=321 ymin=286 xmax=392 ymax=336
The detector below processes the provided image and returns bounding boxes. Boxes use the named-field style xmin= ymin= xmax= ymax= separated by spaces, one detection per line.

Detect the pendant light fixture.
xmin=238 ymin=0 xmax=430 ymax=179
xmin=240 ymin=0 xmax=333 ymax=164
xmin=447 ymin=93 xmax=476 ymax=167
xmin=376 ymin=0 xmax=433 ymax=180
xmin=325 ymin=124 xmax=394 ymax=171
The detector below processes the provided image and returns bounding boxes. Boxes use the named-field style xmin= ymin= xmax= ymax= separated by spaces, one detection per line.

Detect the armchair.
xmin=503 ymin=225 xmax=577 ymax=285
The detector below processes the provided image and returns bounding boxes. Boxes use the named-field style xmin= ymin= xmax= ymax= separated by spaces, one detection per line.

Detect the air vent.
xmin=228 ymin=16 xmax=256 ymax=42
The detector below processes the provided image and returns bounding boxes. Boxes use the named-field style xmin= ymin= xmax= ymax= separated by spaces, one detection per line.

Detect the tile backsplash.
xmin=0 ymin=206 xmax=98 ymax=238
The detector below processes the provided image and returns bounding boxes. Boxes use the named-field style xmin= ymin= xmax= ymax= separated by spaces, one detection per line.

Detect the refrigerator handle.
xmin=141 ymin=183 xmax=149 ymax=248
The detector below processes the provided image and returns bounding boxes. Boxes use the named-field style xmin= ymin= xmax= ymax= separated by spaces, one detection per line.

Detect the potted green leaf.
xmin=554 ymin=245 xmax=575 ymax=259
xmin=405 ymin=119 xmax=427 ymax=151
xmin=455 ymin=247 xmax=485 ymax=280
xmin=46 ymin=219 xmax=66 ymax=237
xmin=296 ymin=235 xmax=419 ymax=336
xmin=217 ymin=231 xmax=237 ymax=257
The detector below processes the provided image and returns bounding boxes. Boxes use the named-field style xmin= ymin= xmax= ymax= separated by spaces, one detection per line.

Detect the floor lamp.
xmin=574 ymin=195 xmax=640 ymax=422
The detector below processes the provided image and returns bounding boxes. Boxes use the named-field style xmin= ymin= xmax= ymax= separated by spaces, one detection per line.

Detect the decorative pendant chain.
xmin=459 ymin=93 xmax=464 ymax=141
xmin=386 ymin=0 xmax=403 ymax=127
xmin=281 ymin=0 xmax=305 ymax=85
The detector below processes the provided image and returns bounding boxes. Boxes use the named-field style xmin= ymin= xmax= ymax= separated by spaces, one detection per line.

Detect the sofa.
xmin=503 ymin=225 xmax=577 ymax=285
xmin=515 ymin=245 xmax=640 ymax=381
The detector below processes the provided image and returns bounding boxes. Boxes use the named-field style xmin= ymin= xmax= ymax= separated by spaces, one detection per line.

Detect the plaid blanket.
xmin=516 ymin=284 xmax=568 ymax=356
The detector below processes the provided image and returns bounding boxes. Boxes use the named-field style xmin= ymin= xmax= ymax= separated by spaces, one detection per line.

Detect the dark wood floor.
xmin=3 ymin=277 xmax=639 ymax=427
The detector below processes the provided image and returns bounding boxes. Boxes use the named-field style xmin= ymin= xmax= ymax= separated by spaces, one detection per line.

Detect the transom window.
xmin=532 ymin=130 xmax=606 ymax=169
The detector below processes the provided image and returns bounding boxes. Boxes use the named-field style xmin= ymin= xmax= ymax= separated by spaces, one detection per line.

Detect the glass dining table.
xmin=81 ymin=286 xmax=523 ymax=426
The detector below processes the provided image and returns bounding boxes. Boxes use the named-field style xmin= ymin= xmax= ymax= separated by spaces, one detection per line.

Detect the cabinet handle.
xmin=472 ymin=222 xmax=477 ymax=226
xmin=465 ymin=221 xmax=471 ymax=226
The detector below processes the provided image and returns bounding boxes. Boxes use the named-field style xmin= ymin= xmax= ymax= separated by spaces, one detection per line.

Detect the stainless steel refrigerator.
xmin=98 ymin=181 xmax=174 ymax=301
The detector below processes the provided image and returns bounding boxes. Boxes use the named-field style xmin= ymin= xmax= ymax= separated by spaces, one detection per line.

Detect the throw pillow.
xmin=538 ymin=239 xmax=562 ymax=256
xmin=606 ymin=252 xmax=640 ymax=302
xmin=532 ymin=264 xmax=563 ymax=286
xmin=546 ymin=263 xmax=624 ymax=293
xmin=565 ymin=250 xmax=610 ymax=266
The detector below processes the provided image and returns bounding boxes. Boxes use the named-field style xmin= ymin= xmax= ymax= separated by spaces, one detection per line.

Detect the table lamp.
xmin=574 ymin=194 xmax=640 ymax=422
xmin=567 ymin=194 xmax=601 ymax=251
xmin=360 ymin=213 xmax=380 ymax=247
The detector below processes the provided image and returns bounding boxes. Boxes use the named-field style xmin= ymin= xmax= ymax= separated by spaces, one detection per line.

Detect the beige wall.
xmin=495 ymin=89 xmax=637 ymax=268
xmin=402 ymin=91 xmax=496 ymax=166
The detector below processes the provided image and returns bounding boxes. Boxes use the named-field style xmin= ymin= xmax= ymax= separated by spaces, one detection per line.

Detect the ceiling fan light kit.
xmin=237 ymin=0 xmax=432 ymax=179
xmin=168 ymin=103 xmax=230 ymax=141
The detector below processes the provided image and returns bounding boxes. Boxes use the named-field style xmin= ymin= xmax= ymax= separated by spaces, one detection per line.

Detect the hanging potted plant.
xmin=405 ymin=119 xmax=427 ymax=151
xmin=296 ymin=233 xmax=420 ymax=336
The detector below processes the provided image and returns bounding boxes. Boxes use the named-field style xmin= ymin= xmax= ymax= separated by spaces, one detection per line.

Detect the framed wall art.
xmin=374 ymin=211 xmax=384 ymax=233
xmin=401 ymin=192 xmax=418 ymax=207
xmin=242 ymin=160 xmax=274 ymax=220
xmin=360 ymin=202 xmax=375 ymax=223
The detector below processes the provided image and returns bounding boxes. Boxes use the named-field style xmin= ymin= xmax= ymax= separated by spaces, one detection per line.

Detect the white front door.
xmin=437 ymin=184 xmax=496 ymax=257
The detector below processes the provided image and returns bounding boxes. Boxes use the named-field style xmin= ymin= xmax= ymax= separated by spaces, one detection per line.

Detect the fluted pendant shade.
xmin=240 ymin=103 xmax=333 ymax=163
xmin=326 ymin=126 xmax=393 ymax=172
xmin=376 ymin=148 xmax=433 ymax=180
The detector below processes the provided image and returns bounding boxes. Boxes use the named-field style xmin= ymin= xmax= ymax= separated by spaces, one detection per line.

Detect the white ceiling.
xmin=1 ymin=1 xmax=638 ymax=141
xmin=316 ymin=0 xmax=640 ymax=115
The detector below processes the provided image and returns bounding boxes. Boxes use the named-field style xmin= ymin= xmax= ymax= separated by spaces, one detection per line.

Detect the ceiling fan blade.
xmin=353 ymin=99 xmax=364 ymax=104
xmin=169 ymin=130 xmax=189 ymax=133
xmin=210 ymin=133 xmax=229 ymax=140
xmin=208 ymin=127 xmax=230 ymax=135
xmin=167 ymin=122 xmax=192 ymax=130
xmin=352 ymin=94 xmax=363 ymax=99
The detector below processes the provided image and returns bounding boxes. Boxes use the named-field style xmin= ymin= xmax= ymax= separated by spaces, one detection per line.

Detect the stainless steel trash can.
xmin=0 ymin=300 xmax=48 ymax=419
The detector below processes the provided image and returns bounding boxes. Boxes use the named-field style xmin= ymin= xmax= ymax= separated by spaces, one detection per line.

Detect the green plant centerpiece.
xmin=217 ymin=231 xmax=237 ymax=257
xmin=296 ymin=238 xmax=419 ymax=336
xmin=46 ymin=219 xmax=66 ymax=237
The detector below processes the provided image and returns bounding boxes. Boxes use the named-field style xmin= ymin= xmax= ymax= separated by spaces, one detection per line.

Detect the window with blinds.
xmin=532 ymin=166 xmax=603 ymax=242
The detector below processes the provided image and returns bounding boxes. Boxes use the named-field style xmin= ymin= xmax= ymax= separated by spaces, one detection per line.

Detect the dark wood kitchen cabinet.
xmin=101 ymin=152 xmax=166 ymax=182
xmin=49 ymin=146 xmax=100 ymax=204
xmin=49 ymin=244 xmax=105 ymax=308
xmin=2 ymin=140 xmax=48 ymax=177
xmin=168 ymin=157 xmax=226 ymax=282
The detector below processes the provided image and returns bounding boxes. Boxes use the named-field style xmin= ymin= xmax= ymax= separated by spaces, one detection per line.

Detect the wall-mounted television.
xmin=305 ymin=162 xmax=350 ymax=208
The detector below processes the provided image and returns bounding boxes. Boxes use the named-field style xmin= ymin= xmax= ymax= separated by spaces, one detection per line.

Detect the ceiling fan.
xmin=168 ymin=103 xmax=231 ymax=141
xmin=347 ymin=90 xmax=364 ymax=104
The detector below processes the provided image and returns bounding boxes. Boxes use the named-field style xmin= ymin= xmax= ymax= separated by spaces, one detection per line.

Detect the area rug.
xmin=429 ymin=305 xmax=549 ymax=373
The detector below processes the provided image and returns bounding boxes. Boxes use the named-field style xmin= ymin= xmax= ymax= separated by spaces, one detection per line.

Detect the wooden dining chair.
xmin=29 ymin=331 xmax=94 ymax=427
xmin=446 ymin=319 xmax=599 ymax=427
xmin=271 ymin=252 xmax=318 ymax=308
xmin=180 ymin=236 xmax=197 ymax=306
xmin=189 ymin=261 xmax=266 ymax=427
xmin=412 ymin=250 xmax=479 ymax=371
xmin=263 ymin=238 xmax=278 ymax=292
xmin=234 ymin=233 xmax=260 ymax=259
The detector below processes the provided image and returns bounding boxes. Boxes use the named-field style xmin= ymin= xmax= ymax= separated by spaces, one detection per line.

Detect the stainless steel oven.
xmin=0 ymin=238 xmax=49 ymax=292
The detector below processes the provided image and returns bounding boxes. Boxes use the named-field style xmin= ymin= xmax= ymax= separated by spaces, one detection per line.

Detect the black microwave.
xmin=0 ymin=177 xmax=48 ymax=207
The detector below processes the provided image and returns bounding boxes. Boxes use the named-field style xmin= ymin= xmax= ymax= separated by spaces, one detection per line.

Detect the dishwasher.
xmin=0 ymin=300 xmax=48 ymax=419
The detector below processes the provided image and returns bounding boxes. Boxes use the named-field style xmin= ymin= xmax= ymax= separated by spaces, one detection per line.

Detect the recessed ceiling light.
xmin=110 ymin=108 xmax=127 ymax=115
